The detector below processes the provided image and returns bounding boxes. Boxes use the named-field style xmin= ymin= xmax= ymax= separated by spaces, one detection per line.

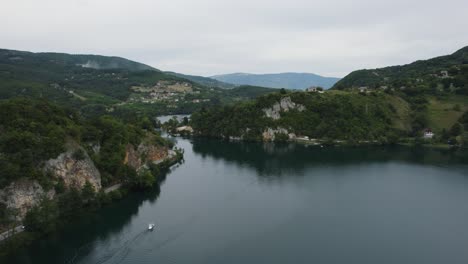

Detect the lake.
xmin=5 ymin=137 xmax=468 ymax=264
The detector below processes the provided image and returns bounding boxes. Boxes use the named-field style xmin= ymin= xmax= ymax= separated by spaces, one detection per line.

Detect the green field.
xmin=427 ymin=95 xmax=468 ymax=132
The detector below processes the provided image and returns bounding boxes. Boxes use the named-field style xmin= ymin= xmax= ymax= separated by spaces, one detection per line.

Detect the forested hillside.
xmin=191 ymin=89 xmax=468 ymax=147
xmin=0 ymin=98 xmax=181 ymax=242
xmin=191 ymin=91 xmax=403 ymax=143
xmin=333 ymin=46 xmax=468 ymax=94
xmin=0 ymin=98 xmax=170 ymax=189
xmin=0 ymin=49 xmax=275 ymax=118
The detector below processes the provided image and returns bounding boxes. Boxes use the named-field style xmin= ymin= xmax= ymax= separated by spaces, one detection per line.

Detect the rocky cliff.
xmin=260 ymin=97 xmax=305 ymax=141
xmin=124 ymin=138 xmax=169 ymax=171
xmin=262 ymin=96 xmax=306 ymax=120
xmin=44 ymin=144 xmax=101 ymax=191
xmin=0 ymin=179 xmax=55 ymax=219
xmin=0 ymin=143 xmax=101 ymax=220
xmin=0 ymin=138 xmax=173 ymax=221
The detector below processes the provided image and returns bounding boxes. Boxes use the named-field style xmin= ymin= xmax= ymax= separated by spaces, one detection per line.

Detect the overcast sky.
xmin=1 ymin=0 xmax=468 ymax=77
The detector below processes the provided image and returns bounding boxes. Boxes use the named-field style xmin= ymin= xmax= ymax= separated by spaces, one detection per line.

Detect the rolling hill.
xmin=0 ymin=48 xmax=276 ymax=117
xmin=165 ymin=72 xmax=235 ymax=89
xmin=211 ymin=72 xmax=340 ymax=90
xmin=0 ymin=48 xmax=156 ymax=72
xmin=332 ymin=46 xmax=468 ymax=94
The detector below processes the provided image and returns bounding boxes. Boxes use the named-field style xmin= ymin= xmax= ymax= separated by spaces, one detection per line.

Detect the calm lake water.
xmin=6 ymin=137 xmax=468 ymax=264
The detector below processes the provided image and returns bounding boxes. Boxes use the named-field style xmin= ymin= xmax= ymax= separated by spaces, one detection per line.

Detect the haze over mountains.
xmin=210 ymin=72 xmax=341 ymax=90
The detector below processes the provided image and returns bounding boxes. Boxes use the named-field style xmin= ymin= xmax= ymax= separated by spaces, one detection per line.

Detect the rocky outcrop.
xmin=262 ymin=127 xmax=289 ymax=141
xmin=124 ymin=141 xmax=169 ymax=171
xmin=44 ymin=145 xmax=101 ymax=191
xmin=0 ymin=179 xmax=55 ymax=220
xmin=176 ymin=126 xmax=194 ymax=133
xmin=262 ymin=97 xmax=306 ymax=120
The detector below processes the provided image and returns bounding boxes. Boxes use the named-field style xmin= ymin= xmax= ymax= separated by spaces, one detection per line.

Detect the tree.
xmin=450 ymin=123 xmax=463 ymax=136
xmin=140 ymin=116 xmax=153 ymax=130
xmin=462 ymin=132 xmax=468 ymax=148
xmin=274 ymin=133 xmax=289 ymax=142
xmin=55 ymin=177 xmax=66 ymax=194
xmin=81 ymin=181 xmax=96 ymax=202
xmin=182 ymin=117 xmax=189 ymax=126
xmin=72 ymin=149 xmax=86 ymax=160
xmin=138 ymin=171 xmax=156 ymax=189
xmin=24 ymin=198 xmax=58 ymax=234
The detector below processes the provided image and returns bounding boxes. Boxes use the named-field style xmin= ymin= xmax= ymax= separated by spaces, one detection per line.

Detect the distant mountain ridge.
xmin=0 ymin=48 xmax=156 ymax=72
xmin=210 ymin=72 xmax=340 ymax=89
xmin=165 ymin=72 xmax=235 ymax=89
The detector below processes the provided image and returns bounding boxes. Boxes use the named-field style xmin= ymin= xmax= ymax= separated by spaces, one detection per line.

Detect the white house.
xmin=306 ymin=86 xmax=318 ymax=92
xmin=423 ymin=129 xmax=434 ymax=139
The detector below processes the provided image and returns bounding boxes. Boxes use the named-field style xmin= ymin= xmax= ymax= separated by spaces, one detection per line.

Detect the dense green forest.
xmin=191 ymin=89 xmax=468 ymax=147
xmin=192 ymin=91 xmax=401 ymax=142
xmin=0 ymin=97 xmax=182 ymax=251
xmin=0 ymin=98 xmax=171 ymax=189
xmin=332 ymin=46 xmax=468 ymax=95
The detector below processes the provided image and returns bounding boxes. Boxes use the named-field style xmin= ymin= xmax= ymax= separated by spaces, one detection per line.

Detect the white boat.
xmin=148 ymin=223 xmax=155 ymax=231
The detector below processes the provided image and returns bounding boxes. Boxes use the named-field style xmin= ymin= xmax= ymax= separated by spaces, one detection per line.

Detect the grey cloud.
xmin=1 ymin=0 xmax=467 ymax=77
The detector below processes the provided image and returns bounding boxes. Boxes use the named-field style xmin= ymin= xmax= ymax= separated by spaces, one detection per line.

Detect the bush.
xmin=450 ymin=123 xmax=463 ymax=136
xmin=72 ymin=149 xmax=86 ymax=160
xmin=109 ymin=189 xmax=123 ymax=200
xmin=274 ymin=133 xmax=289 ymax=142
xmin=54 ymin=178 xmax=66 ymax=194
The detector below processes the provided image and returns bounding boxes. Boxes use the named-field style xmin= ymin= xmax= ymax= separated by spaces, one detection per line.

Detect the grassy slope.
xmin=320 ymin=91 xmax=468 ymax=133
xmin=386 ymin=94 xmax=412 ymax=131
xmin=327 ymin=90 xmax=412 ymax=131
xmin=427 ymin=95 xmax=468 ymax=131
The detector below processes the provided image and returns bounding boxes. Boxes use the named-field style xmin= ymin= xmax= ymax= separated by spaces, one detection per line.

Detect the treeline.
xmin=191 ymin=91 xmax=402 ymax=143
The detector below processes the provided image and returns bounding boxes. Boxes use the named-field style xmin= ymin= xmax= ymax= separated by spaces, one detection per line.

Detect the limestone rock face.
xmin=124 ymin=142 xmax=168 ymax=171
xmin=0 ymin=179 xmax=55 ymax=220
xmin=262 ymin=127 xmax=289 ymax=141
xmin=262 ymin=97 xmax=306 ymax=120
xmin=44 ymin=146 xmax=101 ymax=191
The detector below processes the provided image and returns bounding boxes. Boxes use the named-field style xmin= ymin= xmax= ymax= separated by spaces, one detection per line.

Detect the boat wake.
xmin=64 ymin=230 xmax=148 ymax=264
xmin=93 ymin=231 xmax=147 ymax=264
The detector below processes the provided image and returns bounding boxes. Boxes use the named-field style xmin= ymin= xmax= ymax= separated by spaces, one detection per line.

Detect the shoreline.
xmin=181 ymin=133 xmax=462 ymax=150
xmin=0 ymin=150 xmax=184 ymax=257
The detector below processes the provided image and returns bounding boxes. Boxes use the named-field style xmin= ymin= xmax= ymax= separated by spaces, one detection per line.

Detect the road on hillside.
xmin=0 ymin=225 xmax=24 ymax=242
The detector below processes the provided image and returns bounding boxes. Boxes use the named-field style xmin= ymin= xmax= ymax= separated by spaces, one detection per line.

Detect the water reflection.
xmin=4 ymin=169 xmax=177 ymax=264
xmin=5 ymin=137 xmax=468 ymax=264
xmin=191 ymin=138 xmax=468 ymax=178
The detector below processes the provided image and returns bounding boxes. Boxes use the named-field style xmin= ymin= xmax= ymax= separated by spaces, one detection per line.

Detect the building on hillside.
xmin=423 ymin=128 xmax=434 ymax=139
xmin=306 ymin=86 xmax=324 ymax=93
xmin=359 ymin=86 xmax=368 ymax=93
xmin=306 ymin=86 xmax=318 ymax=92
